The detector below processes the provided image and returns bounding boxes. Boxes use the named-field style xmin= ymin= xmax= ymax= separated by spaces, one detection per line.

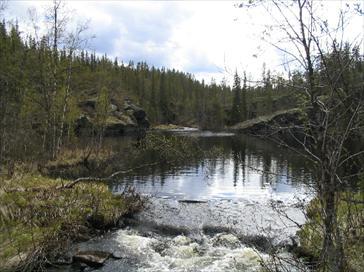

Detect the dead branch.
xmin=59 ymin=161 xmax=160 ymax=189
xmin=5 ymin=161 xmax=161 ymax=193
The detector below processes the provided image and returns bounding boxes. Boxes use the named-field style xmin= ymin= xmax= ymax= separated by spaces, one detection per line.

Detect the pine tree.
xmin=230 ymin=71 xmax=242 ymax=125
xmin=241 ymin=72 xmax=247 ymax=121
xmin=159 ymin=71 xmax=172 ymax=123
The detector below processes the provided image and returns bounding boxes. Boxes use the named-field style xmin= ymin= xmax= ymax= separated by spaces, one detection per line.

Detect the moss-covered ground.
xmin=0 ymin=174 xmax=143 ymax=271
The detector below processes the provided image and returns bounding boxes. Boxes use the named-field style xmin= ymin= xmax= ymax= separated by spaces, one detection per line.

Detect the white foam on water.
xmin=114 ymin=229 xmax=265 ymax=272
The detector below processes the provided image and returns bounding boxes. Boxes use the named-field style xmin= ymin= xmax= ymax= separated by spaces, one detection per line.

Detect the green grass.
xmin=0 ymin=174 xmax=143 ymax=271
xmin=297 ymin=192 xmax=364 ymax=271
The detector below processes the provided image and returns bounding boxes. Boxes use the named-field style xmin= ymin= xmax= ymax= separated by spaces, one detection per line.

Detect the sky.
xmin=3 ymin=0 xmax=364 ymax=85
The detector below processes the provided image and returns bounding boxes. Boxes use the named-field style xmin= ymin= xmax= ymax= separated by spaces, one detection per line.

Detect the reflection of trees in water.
xmin=109 ymin=135 xmax=313 ymax=192
xmin=151 ymin=174 xmax=156 ymax=187
xmin=232 ymin=147 xmax=239 ymax=187
xmin=261 ymin=151 xmax=272 ymax=187
xmin=160 ymin=169 xmax=166 ymax=187
xmin=232 ymin=137 xmax=247 ymax=186
xmin=229 ymin=136 xmax=312 ymax=188
xmin=205 ymin=158 xmax=217 ymax=182
xmin=219 ymin=156 xmax=226 ymax=177
xmin=240 ymin=140 xmax=246 ymax=185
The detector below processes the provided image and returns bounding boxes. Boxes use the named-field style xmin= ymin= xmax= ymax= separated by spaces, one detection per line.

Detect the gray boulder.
xmin=75 ymin=98 xmax=150 ymax=136
xmin=73 ymin=250 xmax=111 ymax=267
xmin=124 ymin=100 xmax=149 ymax=128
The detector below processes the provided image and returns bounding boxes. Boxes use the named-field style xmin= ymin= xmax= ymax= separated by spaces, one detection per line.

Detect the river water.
xmin=73 ymin=131 xmax=313 ymax=271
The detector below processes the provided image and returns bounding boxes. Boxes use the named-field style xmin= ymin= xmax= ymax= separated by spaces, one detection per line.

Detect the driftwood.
xmin=59 ymin=161 xmax=160 ymax=189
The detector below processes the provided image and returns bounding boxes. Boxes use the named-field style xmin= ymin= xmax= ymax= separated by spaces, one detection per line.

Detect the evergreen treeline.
xmin=6 ymin=17 xmax=363 ymax=166
xmin=0 ymin=20 xmax=302 ymax=165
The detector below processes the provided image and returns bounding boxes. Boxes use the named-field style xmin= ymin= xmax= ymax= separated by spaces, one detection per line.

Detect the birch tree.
xmin=241 ymin=1 xmax=363 ymax=271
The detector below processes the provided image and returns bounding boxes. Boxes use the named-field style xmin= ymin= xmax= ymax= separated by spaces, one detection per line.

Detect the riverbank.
xmin=297 ymin=192 xmax=364 ymax=271
xmin=1 ymin=131 xmax=336 ymax=271
xmin=0 ymin=132 xmax=214 ymax=270
xmin=0 ymin=173 xmax=144 ymax=271
xmin=43 ymin=132 xmax=213 ymax=180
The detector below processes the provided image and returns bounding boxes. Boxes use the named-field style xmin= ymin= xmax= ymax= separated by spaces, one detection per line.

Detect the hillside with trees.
xmin=0 ymin=17 xmax=304 ymax=166
xmin=0 ymin=1 xmax=363 ymax=271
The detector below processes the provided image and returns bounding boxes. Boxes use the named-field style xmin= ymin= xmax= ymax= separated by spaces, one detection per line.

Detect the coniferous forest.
xmin=0 ymin=19 xmax=306 ymax=164
xmin=1 ymin=1 xmax=363 ymax=272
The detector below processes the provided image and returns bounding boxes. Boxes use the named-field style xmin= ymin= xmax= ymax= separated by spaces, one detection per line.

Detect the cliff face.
xmin=75 ymin=98 xmax=150 ymax=136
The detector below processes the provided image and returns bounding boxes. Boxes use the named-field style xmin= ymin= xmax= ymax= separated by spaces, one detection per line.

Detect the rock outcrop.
xmin=230 ymin=108 xmax=304 ymax=145
xmin=75 ymin=98 xmax=149 ymax=136
xmin=230 ymin=108 xmax=302 ymax=135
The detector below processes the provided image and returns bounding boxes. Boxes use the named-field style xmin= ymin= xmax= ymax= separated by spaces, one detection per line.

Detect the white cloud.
xmin=3 ymin=0 xmax=363 ymax=85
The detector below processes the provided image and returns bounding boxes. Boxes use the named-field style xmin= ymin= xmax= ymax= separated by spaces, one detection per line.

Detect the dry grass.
xmin=0 ymin=173 xmax=144 ymax=271
xmin=152 ymin=124 xmax=185 ymax=130
xmin=297 ymin=192 xmax=364 ymax=271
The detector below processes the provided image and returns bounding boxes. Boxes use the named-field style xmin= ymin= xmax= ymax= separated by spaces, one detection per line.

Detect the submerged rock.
xmin=202 ymin=225 xmax=232 ymax=235
xmin=239 ymin=235 xmax=273 ymax=252
xmin=163 ymin=243 xmax=200 ymax=259
xmin=73 ymin=250 xmax=111 ymax=267
xmin=212 ymin=233 xmax=241 ymax=249
xmin=178 ymin=199 xmax=208 ymax=204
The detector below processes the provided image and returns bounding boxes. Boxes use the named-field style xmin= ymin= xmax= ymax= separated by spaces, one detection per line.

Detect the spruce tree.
xmin=241 ymin=72 xmax=247 ymax=121
xmin=230 ymin=71 xmax=242 ymax=125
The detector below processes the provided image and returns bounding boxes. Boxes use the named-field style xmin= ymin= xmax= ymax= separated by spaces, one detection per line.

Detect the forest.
xmin=0 ymin=1 xmax=363 ymax=272
xmin=0 ymin=16 xmax=304 ymax=166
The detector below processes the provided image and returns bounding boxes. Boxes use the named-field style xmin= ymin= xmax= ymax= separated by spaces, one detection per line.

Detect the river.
xmin=71 ymin=131 xmax=313 ymax=271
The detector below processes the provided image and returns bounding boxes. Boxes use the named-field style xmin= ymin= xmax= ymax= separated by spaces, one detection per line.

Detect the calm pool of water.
xmin=66 ymin=132 xmax=312 ymax=272
xmin=110 ymin=132 xmax=312 ymax=202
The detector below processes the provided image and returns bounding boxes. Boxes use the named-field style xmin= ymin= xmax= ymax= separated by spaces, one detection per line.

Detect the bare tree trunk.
xmin=51 ymin=0 xmax=61 ymax=160
xmin=56 ymin=52 xmax=73 ymax=156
